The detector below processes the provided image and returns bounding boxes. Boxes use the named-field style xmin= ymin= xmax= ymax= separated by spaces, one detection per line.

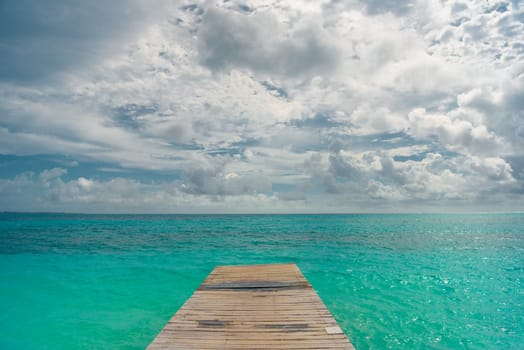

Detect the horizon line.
xmin=2 ymin=211 xmax=523 ymax=215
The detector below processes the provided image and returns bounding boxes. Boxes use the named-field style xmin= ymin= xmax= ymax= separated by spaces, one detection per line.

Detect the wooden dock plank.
xmin=148 ymin=263 xmax=355 ymax=349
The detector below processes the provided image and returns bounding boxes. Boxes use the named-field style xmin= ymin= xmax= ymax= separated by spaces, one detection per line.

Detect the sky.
xmin=0 ymin=0 xmax=523 ymax=213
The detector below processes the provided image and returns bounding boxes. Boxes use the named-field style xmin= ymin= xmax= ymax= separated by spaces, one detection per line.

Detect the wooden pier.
xmin=148 ymin=263 xmax=354 ymax=349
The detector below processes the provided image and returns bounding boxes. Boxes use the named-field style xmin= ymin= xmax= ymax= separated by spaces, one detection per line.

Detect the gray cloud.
xmin=0 ymin=0 xmax=167 ymax=82
xmin=323 ymin=0 xmax=416 ymax=16
xmin=197 ymin=7 xmax=339 ymax=79
xmin=302 ymin=149 xmax=518 ymax=204
xmin=180 ymin=156 xmax=272 ymax=196
xmin=362 ymin=0 xmax=415 ymax=16
xmin=0 ymin=0 xmax=523 ymax=212
xmin=290 ymin=112 xmax=343 ymax=129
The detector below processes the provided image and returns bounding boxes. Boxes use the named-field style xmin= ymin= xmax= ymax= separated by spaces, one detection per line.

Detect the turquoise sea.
xmin=0 ymin=213 xmax=522 ymax=349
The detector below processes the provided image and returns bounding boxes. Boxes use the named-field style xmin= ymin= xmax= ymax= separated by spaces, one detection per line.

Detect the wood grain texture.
xmin=148 ymin=263 xmax=355 ymax=349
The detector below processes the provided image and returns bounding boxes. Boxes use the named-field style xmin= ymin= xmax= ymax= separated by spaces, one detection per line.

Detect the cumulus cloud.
xmin=407 ymin=108 xmax=505 ymax=155
xmin=0 ymin=168 xmax=289 ymax=213
xmin=197 ymin=6 xmax=339 ymax=80
xmin=0 ymin=0 xmax=523 ymax=212
xmin=179 ymin=155 xmax=272 ymax=196
xmin=350 ymin=105 xmax=408 ymax=134
xmin=301 ymin=150 xmax=518 ymax=204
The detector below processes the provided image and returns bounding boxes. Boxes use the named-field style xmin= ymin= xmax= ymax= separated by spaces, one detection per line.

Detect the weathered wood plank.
xmin=148 ymin=263 xmax=355 ymax=349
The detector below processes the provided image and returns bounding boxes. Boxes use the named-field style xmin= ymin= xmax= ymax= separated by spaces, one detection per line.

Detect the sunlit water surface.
xmin=1 ymin=213 xmax=522 ymax=349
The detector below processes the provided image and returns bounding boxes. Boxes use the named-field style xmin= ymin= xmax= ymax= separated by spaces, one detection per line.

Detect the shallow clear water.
xmin=1 ymin=213 xmax=522 ymax=349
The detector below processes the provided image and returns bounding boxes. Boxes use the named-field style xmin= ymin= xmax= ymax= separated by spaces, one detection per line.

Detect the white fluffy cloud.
xmin=0 ymin=0 xmax=523 ymax=212
xmin=407 ymin=108 xmax=505 ymax=155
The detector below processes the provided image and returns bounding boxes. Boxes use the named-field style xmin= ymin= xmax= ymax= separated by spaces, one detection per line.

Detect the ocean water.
xmin=0 ymin=213 xmax=522 ymax=349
